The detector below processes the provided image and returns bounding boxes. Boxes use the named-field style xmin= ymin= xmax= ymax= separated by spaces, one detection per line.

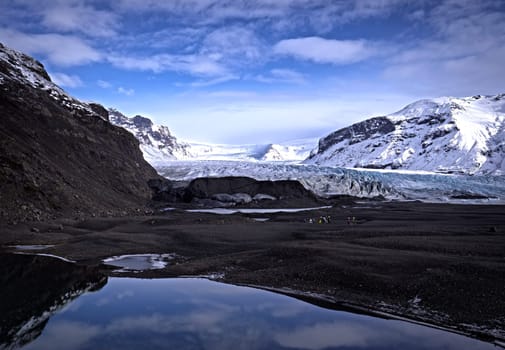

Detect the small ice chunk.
xmin=253 ymin=194 xmax=277 ymax=201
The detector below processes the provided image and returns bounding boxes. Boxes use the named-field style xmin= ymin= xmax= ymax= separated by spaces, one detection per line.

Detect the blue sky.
xmin=1 ymin=0 xmax=504 ymax=144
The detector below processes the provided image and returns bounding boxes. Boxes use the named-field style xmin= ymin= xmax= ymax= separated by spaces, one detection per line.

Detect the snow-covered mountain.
xmin=0 ymin=43 xmax=107 ymax=121
xmin=187 ymin=138 xmax=316 ymax=162
xmin=305 ymin=94 xmax=505 ymax=175
xmin=109 ymin=109 xmax=191 ymax=162
xmin=109 ymin=110 xmax=316 ymax=163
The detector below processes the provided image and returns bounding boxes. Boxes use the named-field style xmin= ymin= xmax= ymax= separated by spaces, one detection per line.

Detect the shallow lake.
xmin=15 ymin=277 xmax=496 ymax=350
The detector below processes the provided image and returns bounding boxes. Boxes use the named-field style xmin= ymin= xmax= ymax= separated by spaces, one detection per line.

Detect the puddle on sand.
xmin=8 ymin=277 xmax=498 ymax=350
xmin=187 ymin=206 xmax=332 ymax=215
xmin=13 ymin=251 xmax=75 ymax=263
xmin=10 ymin=244 xmax=55 ymax=250
xmin=252 ymin=218 xmax=270 ymax=222
xmin=102 ymin=254 xmax=175 ymax=271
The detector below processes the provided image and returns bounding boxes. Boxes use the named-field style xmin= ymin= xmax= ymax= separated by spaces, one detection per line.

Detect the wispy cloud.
xmin=274 ymin=37 xmax=375 ymax=65
xmin=204 ymin=90 xmax=259 ymax=98
xmin=108 ymin=53 xmax=228 ymax=76
xmin=382 ymin=0 xmax=505 ymax=95
xmin=50 ymin=72 xmax=83 ymax=87
xmin=2 ymin=0 xmax=503 ymax=144
xmin=41 ymin=3 xmax=119 ymax=37
xmin=188 ymin=75 xmax=240 ymax=87
xmin=113 ymin=0 xmax=406 ymax=32
xmin=254 ymin=68 xmax=306 ymax=84
xmin=117 ymin=86 xmax=135 ymax=96
xmin=200 ymin=26 xmax=267 ymax=67
xmin=0 ymin=29 xmax=101 ymax=66
xmin=97 ymin=79 xmax=113 ymax=88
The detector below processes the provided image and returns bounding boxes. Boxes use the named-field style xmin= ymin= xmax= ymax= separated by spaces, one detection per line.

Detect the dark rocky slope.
xmin=183 ymin=176 xmax=317 ymax=202
xmin=0 ymin=43 xmax=160 ymax=222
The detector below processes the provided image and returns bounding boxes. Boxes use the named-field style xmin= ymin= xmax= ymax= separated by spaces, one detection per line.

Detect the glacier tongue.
xmin=157 ymin=161 xmax=505 ymax=203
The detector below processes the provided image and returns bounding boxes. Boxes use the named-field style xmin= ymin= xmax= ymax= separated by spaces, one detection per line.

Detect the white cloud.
xmin=144 ymin=88 xmax=413 ymax=143
xmin=382 ymin=0 xmax=505 ymax=96
xmin=50 ymin=72 xmax=83 ymax=87
xmin=188 ymin=75 xmax=240 ymax=87
xmin=30 ymin=321 xmax=100 ymax=350
xmin=200 ymin=26 xmax=266 ymax=66
xmin=97 ymin=80 xmax=113 ymax=88
xmin=275 ymin=322 xmax=377 ymax=349
xmin=114 ymin=0 xmax=405 ymax=31
xmin=108 ymin=53 xmax=228 ymax=76
xmin=255 ymin=68 xmax=306 ymax=84
xmin=112 ymin=0 xmax=410 ymax=38
xmin=205 ymin=90 xmax=259 ymax=99
xmin=118 ymin=27 xmax=207 ymax=51
xmin=117 ymin=86 xmax=135 ymax=96
xmin=274 ymin=37 xmax=375 ymax=64
xmin=41 ymin=3 xmax=119 ymax=37
xmin=0 ymin=29 xmax=101 ymax=66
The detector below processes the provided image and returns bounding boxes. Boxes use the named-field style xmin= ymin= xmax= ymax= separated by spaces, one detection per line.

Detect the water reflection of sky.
xmin=22 ymin=278 xmax=494 ymax=350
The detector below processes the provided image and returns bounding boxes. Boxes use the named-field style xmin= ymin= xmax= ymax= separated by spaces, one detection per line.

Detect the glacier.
xmin=157 ymin=161 xmax=505 ymax=203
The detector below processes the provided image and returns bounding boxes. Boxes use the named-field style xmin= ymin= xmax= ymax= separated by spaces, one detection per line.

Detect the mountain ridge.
xmin=305 ymin=94 xmax=505 ymax=175
xmin=109 ymin=111 xmax=316 ymax=163
xmin=0 ymin=42 xmax=160 ymax=222
xmin=108 ymin=109 xmax=192 ymax=162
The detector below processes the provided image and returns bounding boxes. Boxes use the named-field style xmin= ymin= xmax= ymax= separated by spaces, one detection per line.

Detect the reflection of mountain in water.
xmin=0 ymin=254 xmax=106 ymax=349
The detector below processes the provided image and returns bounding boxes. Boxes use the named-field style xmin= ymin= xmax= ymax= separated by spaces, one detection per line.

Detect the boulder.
xmin=230 ymin=193 xmax=252 ymax=204
xmin=253 ymin=193 xmax=277 ymax=201
xmin=88 ymin=103 xmax=110 ymax=121
xmin=148 ymin=178 xmax=174 ymax=201
xmin=183 ymin=176 xmax=316 ymax=203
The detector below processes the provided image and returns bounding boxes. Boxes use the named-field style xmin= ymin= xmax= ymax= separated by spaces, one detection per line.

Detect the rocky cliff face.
xmin=306 ymin=95 xmax=505 ymax=175
xmin=109 ymin=109 xmax=191 ymax=163
xmin=0 ymin=43 xmax=160 ymax=222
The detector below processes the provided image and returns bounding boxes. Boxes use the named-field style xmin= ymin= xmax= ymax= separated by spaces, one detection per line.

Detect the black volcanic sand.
xmin=1 ymin=201 xmax=505 ymax=343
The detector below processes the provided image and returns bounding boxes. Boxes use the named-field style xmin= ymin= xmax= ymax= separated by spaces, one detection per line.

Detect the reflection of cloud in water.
xmin=23 ymin=322 xmax=100 ymax=350
xmin=95 ymin=296 xmax=110 ymax=306
xmin=36 ymin=310 xmax=272 ymax=350
xmin=170 ymin=279 xmax=259 ymax=296
xmin=275 ymin=321 xmax=381 ymax=349
xmin=20 ymin=278 xmax=495 ymax=350
xmin=105 ymin=310 xmax=229 ymax=334
xmin=94 ymin=289 xmax=134 ymax=306
xmin=386 ymin=320 xmax=486 ymax=350
xmin=274 ymin=319 xmax=489 ymax=350
xmin=116 ymin=290 xmax=134 ymax=299
xmin=248 ymin=301 xmax=309 ymax=318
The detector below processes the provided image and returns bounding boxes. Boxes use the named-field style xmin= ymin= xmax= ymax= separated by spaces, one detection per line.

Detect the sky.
xmin=0 ymin=0 xmax=504 ymax=144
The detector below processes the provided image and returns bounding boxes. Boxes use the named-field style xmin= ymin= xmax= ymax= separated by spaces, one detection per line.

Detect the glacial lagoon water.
xmin=15 ymin=277 xmax=497 ymax=350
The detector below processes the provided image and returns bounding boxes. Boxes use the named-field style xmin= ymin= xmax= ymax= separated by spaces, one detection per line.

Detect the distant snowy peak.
xmin=187 ymin=139 xmax=316 ymax=162
xmin=306 ymin=94 xmax=505 ymax=175
xmin=109 ymin=109 xmax=191 ymax=162
xmin=261 ymin=140 xmax=316 ymax=161
xmin=108 ymin=108 xmax=317 ymax=164
xmin=0 ymin=43 xmax=106 ymax=121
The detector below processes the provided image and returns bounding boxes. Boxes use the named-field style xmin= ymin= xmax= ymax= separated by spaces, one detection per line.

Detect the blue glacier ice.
xmin=158 ymin=161 xmax=505 ymax=203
